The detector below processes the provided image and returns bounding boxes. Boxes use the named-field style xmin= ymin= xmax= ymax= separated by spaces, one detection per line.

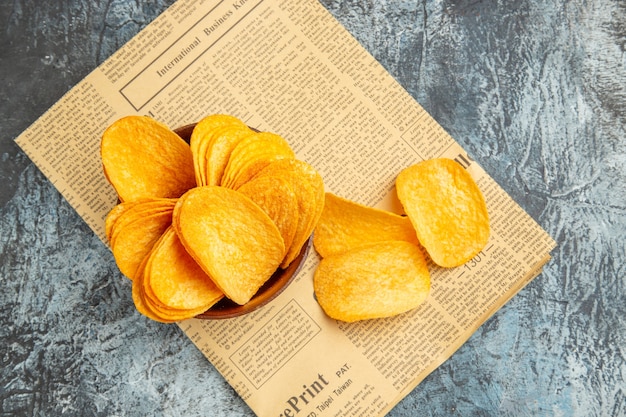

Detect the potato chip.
xmin=396 ymin=158 xmax=490 ymax=267
xmin=101 ymin=116 xmax=195 ymax=201
xmin=105 ymin=200 xmax=143 ymax=242
xmin=107 ymin=198 xmax=174 ymax=239
xmin=313 ymin=192 xmax=421 ymax=258
xmin=143 ymin=227 xmax=223 ymax=311
xmin=132 ymin=256 xmax=178 ymax=323
xmin=205 ymin=125 xmax=256 ymax=186
xmin=221 ymin=132 xmax=295 ymax=190
xmin=133 ymin=259 xmax=209 ymax=323
xmin=173 ymin=186 xmax=285 ymax=305
xmin=146 ymin=297 xmax=208 ymax=321
xmin=107 ymin=198 xmax=176 ymax=279
xmin=106 ymin=198 xmax=175 ymax=243
xmin=253 ymin=159 xmax=325 ymax=268
xmin=132 ymin=244 xmax=220 ymax=322
xmin=238 ymin=176 xmax=300 ymax=257
xmin=189 ymin=114 xmax=249 ymax=186
xmin=314 ymin=241 xmax=430 ymax=322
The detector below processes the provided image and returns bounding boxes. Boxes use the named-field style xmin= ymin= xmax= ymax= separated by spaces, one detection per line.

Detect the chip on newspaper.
xmin=100 ymin=114 xmax=324 ymax=322
xmin=312 ymin=159 xmax=489 ymax=322
xmin=313 ymin=192 xmax=420 ymax=258
xmin=314 ymin=241 xmax=431 ymax=322
xmin=396 ymin=158 xmax=490 ymax=268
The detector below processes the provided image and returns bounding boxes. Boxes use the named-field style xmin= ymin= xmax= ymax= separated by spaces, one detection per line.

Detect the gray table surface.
xmin=1 ymin=1 xmax=625 ymax=416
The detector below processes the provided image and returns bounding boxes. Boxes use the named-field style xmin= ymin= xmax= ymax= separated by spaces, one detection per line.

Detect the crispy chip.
xmin=101 ymin=116 xmax=195 ymax=201
xmin=102 ymin=113 xmax=326 ymax=321
xmin=189 ymin=114 xmax=250 ymax=186
xmin=205 ymin=124 xmax=256 ymax=186
xmin=132 ymin=244 xmax=220 ymax=323
xmin=143 ymin=227 xmax=223 ymax=311
xmin=314 ymin=241 xmax=430 ymax=322
xmin=107 ymin=198 xmax=176 ymax=279
xmin=238 ymin=176 xmax=300 ymax=257
xmin=396 ymin=158 xmax=490 ymax=267
xmin=132 ymin=256 xmax=207 ymax=323
xmin=106 ymin=198 xmax=175 ymax=243
xmin=313 ymin=193 xmax=420 ymax=258
xmin=221 ymin=132 xmax=295 ymax=190
xmin=253 ymin=159 xmax=325 ymax=268
xmin=173 ymin=186 xmax=285 ymax=305
xmin=131 ymin=255 xmax=178 ymax=323
xmin=105 ymin=200 xmax=143 ymax=242
xmin=147 ymin=298 xmax=208 ymax=321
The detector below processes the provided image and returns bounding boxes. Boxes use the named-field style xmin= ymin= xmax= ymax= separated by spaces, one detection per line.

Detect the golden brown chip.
xmin=131 ymin=256 xmax=178 ymax=323
xmin=237 ymin=176 xmax=300 ymax=257
xmin=221 ymin=132 xmax=295 ymax=190
xmin=205 ymin=124 xmax=255 ymax=186
xmin=105 ymin=200 xmax=143 ymax=243
xmin=313 ymin=193 xmax=420 ymax=258
xmin=105 ymin=198 xmax=175 ymax=243
xmin=107 ymin=198 xmax=174 ymax=237
xmin=189 ymin=114 xmax=249 ymax=186
xmin=133 ymin=246 xmax=215 ymax=323
xmin=108 ymin=199 xmax=176 ymax=280
xmin=101 ymin=116 xmax=195 ymax=201
xmin=145 ymin=297 xmax=208 ymax=322
xmin=396 ymin=158 xmax=490 ymax=267
xmin=313 ymin=241 xmax=431 ymax=322
xmin=143 ymin=227 xmax=223 ymax=311
xmin=173 ymin=186 xmax=285 ymax=305
xmin=253 ymin=159 xmax=325 ymax=268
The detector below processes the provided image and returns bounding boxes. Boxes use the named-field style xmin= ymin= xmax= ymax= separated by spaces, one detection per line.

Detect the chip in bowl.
xmin=143 ymin=227 xmax=223 ymax=311
xmin=252 ymin=159 xmax=325 ymax=268
xmin=100 ymin=116 xmax=196 ymax=201
xmin=189 ymin=114 xmax=249 ymax=186
xmin=238 ymin=175 xmax=300 ymax=258
xmin=106 ymin=198 xmax=177 ymax=280
xmin=173 ymin=185 xmax=285 ymax=305
xmin=221 ymin=132 xmax=295 ymax=190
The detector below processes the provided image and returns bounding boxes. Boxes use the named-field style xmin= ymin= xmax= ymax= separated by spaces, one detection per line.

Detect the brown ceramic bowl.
xmin=173 ymin=123 xmax=310 ymax=319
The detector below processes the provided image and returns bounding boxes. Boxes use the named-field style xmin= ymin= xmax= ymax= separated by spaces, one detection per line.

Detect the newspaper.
xmin=15 ymin=0 xmax=556 ymax=415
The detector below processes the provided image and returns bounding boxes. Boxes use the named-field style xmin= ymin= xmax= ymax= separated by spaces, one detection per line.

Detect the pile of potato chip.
xmin=101 ymin=113 xmax=489 ymax=325
xmin=313 ymin=158 xmax=490 ymax=322
xmin=101 ymin=115 xmax=324 ymax=322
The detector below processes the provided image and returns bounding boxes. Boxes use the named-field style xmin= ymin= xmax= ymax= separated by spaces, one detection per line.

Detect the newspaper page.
xmin=15 ymin=0 xmax=556 ymax=416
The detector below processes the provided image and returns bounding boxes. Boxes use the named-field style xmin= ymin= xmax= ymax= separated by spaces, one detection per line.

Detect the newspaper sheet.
xmin=15 ymin=0 xmax=556 ymax=416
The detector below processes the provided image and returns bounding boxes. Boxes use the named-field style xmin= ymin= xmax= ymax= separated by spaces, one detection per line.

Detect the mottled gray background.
xmin=1 ymin=0 xmax=625 ymax=416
